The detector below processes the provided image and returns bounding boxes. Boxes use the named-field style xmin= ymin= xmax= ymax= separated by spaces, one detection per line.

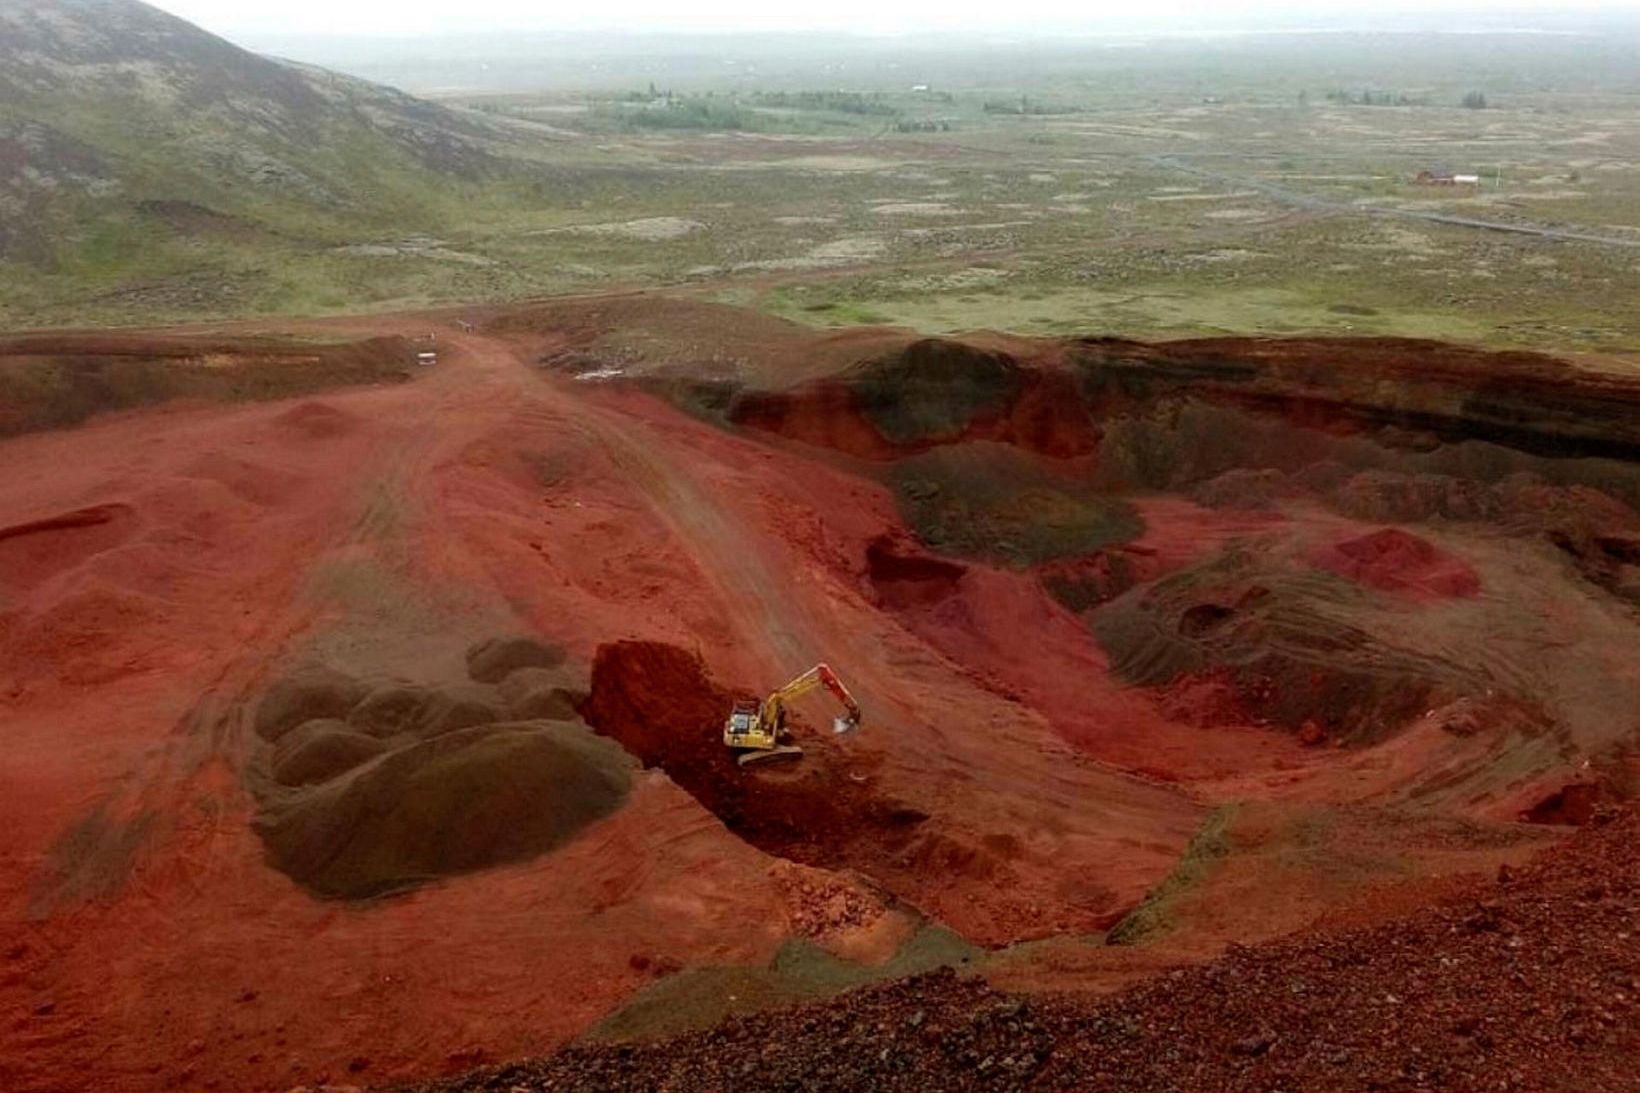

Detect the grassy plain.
xmin=6 ymin=33 xmax=1638 ymax=354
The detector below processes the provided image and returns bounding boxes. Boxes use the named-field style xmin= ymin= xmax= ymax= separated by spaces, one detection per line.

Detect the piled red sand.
xmin=1310 ymin=527 xmax=1481 ymax=599
xmin=405 ymin=812 xmax=1640 ymax=1093
xmin=0 ymin=503 xmax=138 ymax=594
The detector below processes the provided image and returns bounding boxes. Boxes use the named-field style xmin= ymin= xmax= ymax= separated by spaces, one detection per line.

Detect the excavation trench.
xmin=578 ymin=640 xmax=930 ymax=873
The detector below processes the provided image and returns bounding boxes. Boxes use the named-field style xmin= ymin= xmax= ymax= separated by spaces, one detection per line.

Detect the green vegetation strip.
xmin=1107 ymin=804 xmax=1241 ymax=947
xmin=888 ymin=447 xmax=1143 ymax=568
xmin=585 ymin=924 xmax=979 ymax=1043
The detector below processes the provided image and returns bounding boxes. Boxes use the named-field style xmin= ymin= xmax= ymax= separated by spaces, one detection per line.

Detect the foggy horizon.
xmin=148 ymin=0 xmax=1640 ymax=41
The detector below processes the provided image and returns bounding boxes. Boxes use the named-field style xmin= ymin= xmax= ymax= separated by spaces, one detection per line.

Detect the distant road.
xmin=1148 ymin=155 xmax=1640 ymax=251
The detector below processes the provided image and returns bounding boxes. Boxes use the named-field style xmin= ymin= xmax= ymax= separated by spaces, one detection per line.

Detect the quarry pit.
xmin=1 ymin=299 xmax=1636 ymax=1091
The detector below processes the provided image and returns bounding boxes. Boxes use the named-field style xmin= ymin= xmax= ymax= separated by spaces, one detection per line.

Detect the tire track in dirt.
xmin=18 ymin=332 xmax=530 ymax=916
xmin=476 ymin=346 xmax=1206 ymax=943
xmin=566 ymin=408 xmax=812 ymax=673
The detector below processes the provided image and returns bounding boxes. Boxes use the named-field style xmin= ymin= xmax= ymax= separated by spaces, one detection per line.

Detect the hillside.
xmin=408 ymin=811 xmax=1640 ymax=1092
xmin=0 ymin=0 xmax=510 ymax=314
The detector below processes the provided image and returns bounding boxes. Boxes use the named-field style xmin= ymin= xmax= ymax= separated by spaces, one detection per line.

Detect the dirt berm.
xmin=0 ymin=333 xmax=413 ymax=436
xmin=724 ymin=334 xmax=1640 ymax=500
xmin=730 ymin=338 xmax=1097 ymax=460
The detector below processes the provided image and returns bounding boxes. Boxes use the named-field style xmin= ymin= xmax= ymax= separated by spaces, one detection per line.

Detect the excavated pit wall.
xmin=681 ymin=335 xmax=1640 ymax=755
xmin=577 ymin=640 xmax=933 ymax=874
xmin=0 ymin=333 xmax=415 ymax=437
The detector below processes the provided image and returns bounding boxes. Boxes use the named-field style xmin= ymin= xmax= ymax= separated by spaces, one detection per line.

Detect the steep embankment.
xmin=0 ymin=331 xmax=415 ymax=435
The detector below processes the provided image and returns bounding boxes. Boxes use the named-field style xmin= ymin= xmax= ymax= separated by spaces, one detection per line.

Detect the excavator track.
xmin=736 ymin=744 xmax=805 ymax=768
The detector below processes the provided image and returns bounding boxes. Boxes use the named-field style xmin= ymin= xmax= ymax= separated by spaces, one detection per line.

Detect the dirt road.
xmin=1150 ymin=153 xmax=1640 ymax=250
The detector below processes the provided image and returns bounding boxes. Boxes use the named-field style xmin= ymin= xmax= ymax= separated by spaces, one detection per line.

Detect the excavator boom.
xmin=768 ymin=663 xmax=861 ymax=732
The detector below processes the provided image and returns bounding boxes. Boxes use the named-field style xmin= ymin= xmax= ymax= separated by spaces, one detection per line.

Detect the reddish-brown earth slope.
xmin=0 ymin=299 xmax=1636 ymax=1092
xmin=0 ymin=313 xmax=1195 ymax=1091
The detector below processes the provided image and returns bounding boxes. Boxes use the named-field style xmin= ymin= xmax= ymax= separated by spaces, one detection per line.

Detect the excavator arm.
xmin=765 ymin=664 xmax=862 ymax=733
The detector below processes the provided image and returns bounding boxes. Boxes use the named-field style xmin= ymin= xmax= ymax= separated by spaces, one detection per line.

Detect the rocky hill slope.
xmin=0 ymin=0 xmax=502 ymax=266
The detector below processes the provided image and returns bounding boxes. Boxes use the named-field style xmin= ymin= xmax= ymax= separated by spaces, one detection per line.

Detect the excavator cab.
xmin=724 ymin=663 xmax=861 ymax=768
xmin=724 ymin=699 xmax=772 ymax=751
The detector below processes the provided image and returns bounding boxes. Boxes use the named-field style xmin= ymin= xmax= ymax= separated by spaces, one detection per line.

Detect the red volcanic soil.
xmin=0 ymin=503 xmax=139 ymax=595
xmin=1309 ymin=526 xmax=1481 ymax=599
xmin=0 ymin=300 xmax=1637 ymax=1092
xmin=0 ymin=316 xmax=1192 ymax=1091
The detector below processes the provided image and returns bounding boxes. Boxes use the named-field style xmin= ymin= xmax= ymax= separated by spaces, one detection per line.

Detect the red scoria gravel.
xmin=396 ymin=812 xmax=1639 ymax=1092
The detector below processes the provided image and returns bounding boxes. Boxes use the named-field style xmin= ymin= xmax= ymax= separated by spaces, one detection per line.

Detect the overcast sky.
xmin=151 ymin=1 xmax=1630 ymax=38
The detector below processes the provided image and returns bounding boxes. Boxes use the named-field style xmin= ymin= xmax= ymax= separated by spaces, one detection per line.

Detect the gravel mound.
xmin=401 ymin=812 xmax=1639 ymax=1092
xmin=253 ymin=667 xmax=370 ymax=742
xmin=347 ymin=682 xmax=501 ymax=740
xmin=257 ymin=722 xmax=633 ymax=899
xmin=1091 ymin=542 xmax=1483 ymax=741
xmin=889 ymin=444 xmax=1141 ymax=567
xmin=466 ymin=636 xmax=567 ymax=684
xmin=271 ymin=724 xmax=387 ymax=787
xmin=499 ymin=666 xmax=582 ymax=721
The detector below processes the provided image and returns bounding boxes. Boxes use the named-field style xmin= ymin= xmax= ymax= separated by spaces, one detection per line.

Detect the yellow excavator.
xmin=723 ymin=663 xmax=863 ymax=767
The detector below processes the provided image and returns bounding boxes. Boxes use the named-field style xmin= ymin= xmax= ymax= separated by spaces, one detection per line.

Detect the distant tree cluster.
xmin=1461 ymin=90 xmax=1489 ymax=109
xmin=597 ymin=97 xmax=759 ymax=132
xmin=594 ymin=87 xmax=950 ymax=133
xmin=749 ymin=90 xmax=897 ymax=116
xmin=982 ymin=96 xmax=1078 ymax=116
xmin=1325 ymin=88 xmax=1418 ymax=107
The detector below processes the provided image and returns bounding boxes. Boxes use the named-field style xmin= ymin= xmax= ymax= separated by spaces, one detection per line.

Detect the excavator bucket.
xmin=832 ymin=716 xmax=860 ymax=735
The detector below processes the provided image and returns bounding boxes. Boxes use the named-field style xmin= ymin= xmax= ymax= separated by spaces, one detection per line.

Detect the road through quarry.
xmin=1 ymin=299 xmax=1636 ymax=1090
